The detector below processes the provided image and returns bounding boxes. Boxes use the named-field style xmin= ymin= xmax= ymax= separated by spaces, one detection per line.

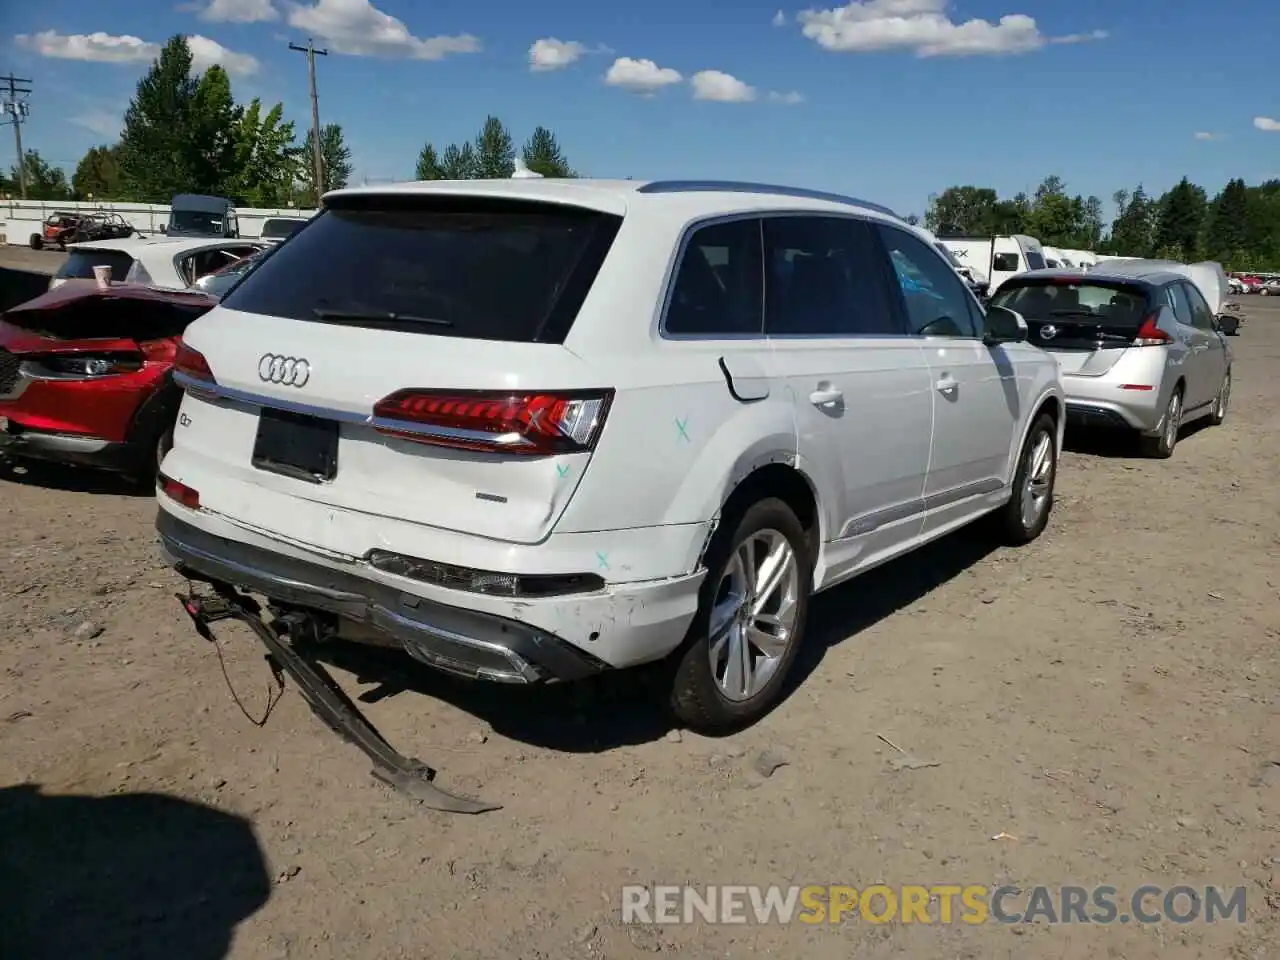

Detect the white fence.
xmin=0 ymin=199 xmax=318 ymax=245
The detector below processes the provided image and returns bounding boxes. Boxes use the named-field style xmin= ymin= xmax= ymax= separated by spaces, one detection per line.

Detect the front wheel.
xmin=993 ymin=413 xmax=1057 ymax=545
xmin=670 ymin=498 xmax=811 ymax=734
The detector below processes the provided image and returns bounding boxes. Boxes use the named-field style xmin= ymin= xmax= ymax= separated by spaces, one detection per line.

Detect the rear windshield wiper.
xmin=310 ymin=307 xmax=453 ymax=330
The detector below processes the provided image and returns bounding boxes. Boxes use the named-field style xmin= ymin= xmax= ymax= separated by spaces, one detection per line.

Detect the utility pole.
xmin=288 ymin=39 xmax=327 ymax=204
xmin=0 ymin=74 xmax=32 ymax=199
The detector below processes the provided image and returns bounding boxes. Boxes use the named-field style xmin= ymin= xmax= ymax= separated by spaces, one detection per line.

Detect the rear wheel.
xmin=1210 ymin=369 xmax=1231 ymax=426
xmin=1140 ymin=388 xmax=1182 ymax=458
xmin=670 ymin=498 xmax=811 ymax=734
xmin=28 ymin=234 xmax=42 ymax=250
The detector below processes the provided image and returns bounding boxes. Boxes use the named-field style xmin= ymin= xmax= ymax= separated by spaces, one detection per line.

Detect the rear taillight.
xmin=371 ymin=389 xmax=614 ymax=455
xmin=1132 ymin=314 xmax=1173 ymax=346
xmin=173 ymin=341 xmax=215 ymax=384
xmin=158 ymin=473 xmax=200 ymax=509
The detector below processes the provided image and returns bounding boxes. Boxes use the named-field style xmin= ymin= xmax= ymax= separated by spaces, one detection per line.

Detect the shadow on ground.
xmin=0 ymin=458 xmax=151 ymax=497
xmin=1064 ymin=419 xmax=1211 ymax=459
xmin=0 ymin=784 xmax=270 ymax=960
xmin=307 ymin=525 xmax=999 ymax=753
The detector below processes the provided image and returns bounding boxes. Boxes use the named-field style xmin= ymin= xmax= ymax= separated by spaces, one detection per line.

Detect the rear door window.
xmin=223 ymin=198 xmax=622 ymax=343
xmin=664 ymin=218 xmax=763 ymax=336
xmin=1181 ymin=282 xmax=1216 ymax=331
xmin=1166 ymin=283 xmax=1194 ymax=327
xmin=992 ymin=252 xmax=1020 ymax=272
xmin=54 ymin=250 xmax=135 ymax=282
xmin=763 ymin=216 xmax=899 ymax=336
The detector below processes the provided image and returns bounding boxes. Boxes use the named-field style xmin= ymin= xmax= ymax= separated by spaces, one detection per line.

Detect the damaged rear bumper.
xmin=156 ymin=509 xmax=704 ymax=684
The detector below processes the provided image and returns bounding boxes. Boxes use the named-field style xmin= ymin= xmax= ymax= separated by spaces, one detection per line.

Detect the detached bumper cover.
xmin=156 ymin=509 xmax=614 ymax=684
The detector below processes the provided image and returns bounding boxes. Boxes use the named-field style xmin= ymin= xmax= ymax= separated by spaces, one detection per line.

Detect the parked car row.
xmin=0 ymin=179 xmax=1244 ymax=755
xmin=1229 ymin=272 xmax=1280 ymax=295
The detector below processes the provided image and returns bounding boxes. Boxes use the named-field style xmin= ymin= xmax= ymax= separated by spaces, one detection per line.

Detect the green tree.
xmin=415 ymin=143 xmax=445 ymax=180
xmin=72 ymin=145 xmax=123 ymax=199
xmin=301 ymin=123 xmax=353 ymax=201
xmin=229 ymin=99 xmax=302 ymax=206
xmin=118 ymin=35 xmax=199 ymax=202
xmin=521 ymin=126 xmax=575 ymax=178
xmin=925 ymin=185 xmax=999 ymax=234
xmin=1107 ymin=185 xmax=1156 ymax=258
xmin=1153 ymin=177 xmax=1207 ymax=261
xmin=1080 ymin=196 xmax=1105 ymax=249
xmin=11 ymin=150 xmax=71 ymax=200
xmin=440 ymin=142 xmax=477 ymax=179
xmin=188 ymin=65 xmax=241 ymax=195
xmin=1026 ymin=175 xmax=1082 ymax=247
xmin=1203 ymin=179 xmax=1244 ymax=263
xmin=472 ymin=116 xmax=515 ymax=179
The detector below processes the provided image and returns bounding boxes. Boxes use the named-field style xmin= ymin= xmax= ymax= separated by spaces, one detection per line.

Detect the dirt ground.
xmin=1 ymin=251 xmax=1277 ymax=959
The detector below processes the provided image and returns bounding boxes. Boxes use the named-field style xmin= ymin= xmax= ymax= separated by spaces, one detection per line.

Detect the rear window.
xmin=1024 ymin=251 xmax=1046 ymax=270
xmin=260 ymin=218 xmax=305 ymax=239
xmin=54 ymin=250 xmax=135 ymax=282
xmin=991 ymin=280 xmax=1151 ymax=325
xmin=222 ymin=197 xmax=622 ymax=342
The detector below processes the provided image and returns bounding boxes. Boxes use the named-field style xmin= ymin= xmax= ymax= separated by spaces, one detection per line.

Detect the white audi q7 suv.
xmin=158 ymin=178 xmax=1065 ymax=736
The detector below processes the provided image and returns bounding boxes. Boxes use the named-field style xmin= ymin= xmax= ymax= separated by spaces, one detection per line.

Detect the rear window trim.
xmin=221 ymin=198 xmax=622 ymax=344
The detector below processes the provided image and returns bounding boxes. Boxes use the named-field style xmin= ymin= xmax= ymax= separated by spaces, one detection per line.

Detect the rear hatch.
xmin=173 ymin=192 xmax=623 ymax=548
xmin=989 ymin=277 xmax=1155 ymax=376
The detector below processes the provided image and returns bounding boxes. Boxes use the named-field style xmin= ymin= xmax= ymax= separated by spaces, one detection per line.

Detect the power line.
xmin=288 ymin=39 xmax=327 ymax=201
xmin=1 ymin=74 xmax=32 ymax=199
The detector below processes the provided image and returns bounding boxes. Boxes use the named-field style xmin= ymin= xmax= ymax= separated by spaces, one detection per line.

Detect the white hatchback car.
xmin=158 ymin=179 xmax=1064 ymax=733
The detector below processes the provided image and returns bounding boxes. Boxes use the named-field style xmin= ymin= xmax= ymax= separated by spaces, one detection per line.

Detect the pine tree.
xmin=415 ymin=143 xmax=445 ymax=180
xmin=440 ymin=142 xmax=476 ymax=179
xmin=1204 ymin=179 xmax=1250 ymax=262
xmin=118 ymin=36 xmax=199 ymax=202
xmin=1153 ymin=177 xmax=1207 ymax=260
xmin=188 ymin=65 xmax=241 ymax=195
xmin=521 ymin=126 xmax=574 ymax=178
xmin=472 ymin=116 xmax=515 ymax=179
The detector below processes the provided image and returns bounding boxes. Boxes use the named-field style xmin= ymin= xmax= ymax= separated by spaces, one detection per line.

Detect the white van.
xmin=937 ymin=234 xmax=1046 ymax=293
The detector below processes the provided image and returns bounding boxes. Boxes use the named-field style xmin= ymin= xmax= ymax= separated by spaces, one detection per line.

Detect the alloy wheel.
xmin=1020 ymin=430 xmax=1055 ymax=530
xmin=708 ymin=529 xmax=800 ymax=702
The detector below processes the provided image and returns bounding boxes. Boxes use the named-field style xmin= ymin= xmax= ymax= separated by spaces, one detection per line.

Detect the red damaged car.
xmin=0 ymin=282 xmax=216 ymax=483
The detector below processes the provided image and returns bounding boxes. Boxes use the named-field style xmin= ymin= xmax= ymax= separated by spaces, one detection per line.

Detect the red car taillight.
xmin=1132 ymin=314 xmax=1173 ymax=347
xmin=371 ymin=389 xmax=614 ymax=455
xmin=158 ymin=473 xmax=200 ymax=509
xmin=173 ymin=341 xmax=215 ymax=385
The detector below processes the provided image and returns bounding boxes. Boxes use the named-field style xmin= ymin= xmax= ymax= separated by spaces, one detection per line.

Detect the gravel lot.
xmin=1 ymin=244 xmax=1277 ymax=959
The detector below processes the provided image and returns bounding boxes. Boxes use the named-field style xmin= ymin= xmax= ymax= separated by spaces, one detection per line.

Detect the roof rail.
xmin=636 ymin=180 xmax=901 ymax=220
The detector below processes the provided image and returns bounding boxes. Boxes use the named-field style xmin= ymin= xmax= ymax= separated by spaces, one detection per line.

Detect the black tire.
xmin=669 ymin=497 xmax=812 ymax=734
xmin=28 ymin=234 xmax=42 ymax=250
xmin=992 ymin=412 xmax=1058 ymax=546
xmin=1210 ymin=368 xmax=1230 ymax=426
xmin=1139 ymin=387 xmax=1182 ymax=459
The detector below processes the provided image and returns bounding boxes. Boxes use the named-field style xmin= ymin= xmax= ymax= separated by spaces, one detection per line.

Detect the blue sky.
xmin=3 ymin=0 xmax=1278 ymax=218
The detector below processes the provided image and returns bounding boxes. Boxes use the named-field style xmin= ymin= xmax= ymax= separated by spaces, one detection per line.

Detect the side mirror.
xmin=1217 ymin=314 xmax=1240 ymax=336
xmin=983 ymin=305 xmax=1028 ymax=345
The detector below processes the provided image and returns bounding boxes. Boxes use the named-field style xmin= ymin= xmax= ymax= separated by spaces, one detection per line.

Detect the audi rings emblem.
xmin=1039 ymin=325 xmax=1058 ymax=341
xmin=258 ymin=354 xmax=311 ymax=387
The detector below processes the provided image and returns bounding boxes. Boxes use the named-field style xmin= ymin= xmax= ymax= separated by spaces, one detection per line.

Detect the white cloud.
xmin=69 ymin=107 xmax=122 ymax=138
xmin=1255 ymin=117 xmax=1280 ymax=132
xmin=768 ymin=90 xmax=805 ymax=104
xmin=285 ymin=0 xmax=481 ymax=59
xmin=1194 ymin=131 xmax=1222 ymax=141
xmin=15 ymin=29 xmax=259 ymax=75
xmin=772 ymin=9 xmax=787 ymax=26
xmin=187 ymin=35 xmax=261 ymax=75
xmin=691 ymin=69 xmax=757 ymax=102
xmin=604 ymin=57 xmax=682 ymax=94
xmin=195 ymin=0 xmax=279 ymax=22
xmin=16 ymin=30 xmax=158 ymax=64
xmin=529 ymin=37 xmax=585 ymax=71
xmin=797 ymin=0 xmax=1106 ymax=57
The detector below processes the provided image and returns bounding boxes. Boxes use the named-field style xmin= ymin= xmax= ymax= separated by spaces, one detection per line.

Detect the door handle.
xmin=935 ymin=375 xmax=958 ymax=394
xmin=809 ymin=387 xmax=843 ymax=406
